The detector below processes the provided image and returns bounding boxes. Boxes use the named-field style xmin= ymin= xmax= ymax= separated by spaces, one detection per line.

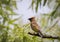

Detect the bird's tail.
xmin=38 ymin=31 xmax=44 ymax=38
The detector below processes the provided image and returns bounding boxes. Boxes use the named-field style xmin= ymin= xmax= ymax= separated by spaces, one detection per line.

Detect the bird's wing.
xmin=31 ymin=22 xmax=40 ymax=32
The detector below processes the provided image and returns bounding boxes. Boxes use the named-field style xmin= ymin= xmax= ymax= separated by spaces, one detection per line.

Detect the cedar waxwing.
xmin=28 ymin=17 xmax=43 ymax=37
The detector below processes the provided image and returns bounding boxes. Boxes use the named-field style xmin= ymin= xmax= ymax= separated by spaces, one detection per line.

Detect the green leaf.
xmin=12 ymin=1 xmax=17 ymax=8
xmin=47 ymin=0 xmax=52 ymax=6
xmin=8 ymin=17 xmax=20 ymax=24
xmin=0 ymin=24 xmax=6 ymax=28
xmin=31 ymin=0 xmax=35 ymax=9
xmin=43 ymin=0 xmax=47 ymax=6
xmin=5 ymin=6 xmax=12 ymax=10
xmin=3 ymin=14 xmax=9 ymax=24
xmin=35 ymin=0 xmax=41 ymax=12
xmin=50 ymin=3 xmax=60 ymax=18
xmin=35 ymin=5 xmax=38 ymax=12
xmin=1 ymin=0 xmax=10 ymax=5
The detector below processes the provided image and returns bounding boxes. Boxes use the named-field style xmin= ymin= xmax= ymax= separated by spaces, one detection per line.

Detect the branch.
xmin=28 ymin=32 xmax=60 ymax=39
xmin=48 ymin=19 xmax=59 ymax=29
xmin=45 ymin=18 xmax=60 ymax=32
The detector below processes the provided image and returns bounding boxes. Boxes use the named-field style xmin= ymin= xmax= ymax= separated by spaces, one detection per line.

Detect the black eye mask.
xmin=28 ymin=17 xmax=35 ymax=21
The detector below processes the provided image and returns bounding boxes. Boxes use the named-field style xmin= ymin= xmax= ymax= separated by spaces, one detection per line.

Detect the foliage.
xmin=0 ymin=0 xmax=18 ymax=42
xmin=31 ymin=0 xmax=60 ymax=20
xmin=0 ymin=0 xmax=60 ymax=42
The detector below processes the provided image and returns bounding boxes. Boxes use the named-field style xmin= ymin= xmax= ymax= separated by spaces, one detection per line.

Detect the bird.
xmin=28 ymin=17 xmax=44 ymax=37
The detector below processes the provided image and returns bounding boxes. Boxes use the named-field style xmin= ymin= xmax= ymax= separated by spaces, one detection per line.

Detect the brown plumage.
xmin=28 ymin=17 xmax=43 ymax=37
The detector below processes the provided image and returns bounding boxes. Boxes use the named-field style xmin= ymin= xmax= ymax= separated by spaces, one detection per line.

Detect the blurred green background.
xmin=0 ymin=0 xmax=60 ymax=42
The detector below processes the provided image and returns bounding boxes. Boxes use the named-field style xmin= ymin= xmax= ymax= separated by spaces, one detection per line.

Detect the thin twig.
xmin=28 ymin=32 xmax=60 ymax=39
